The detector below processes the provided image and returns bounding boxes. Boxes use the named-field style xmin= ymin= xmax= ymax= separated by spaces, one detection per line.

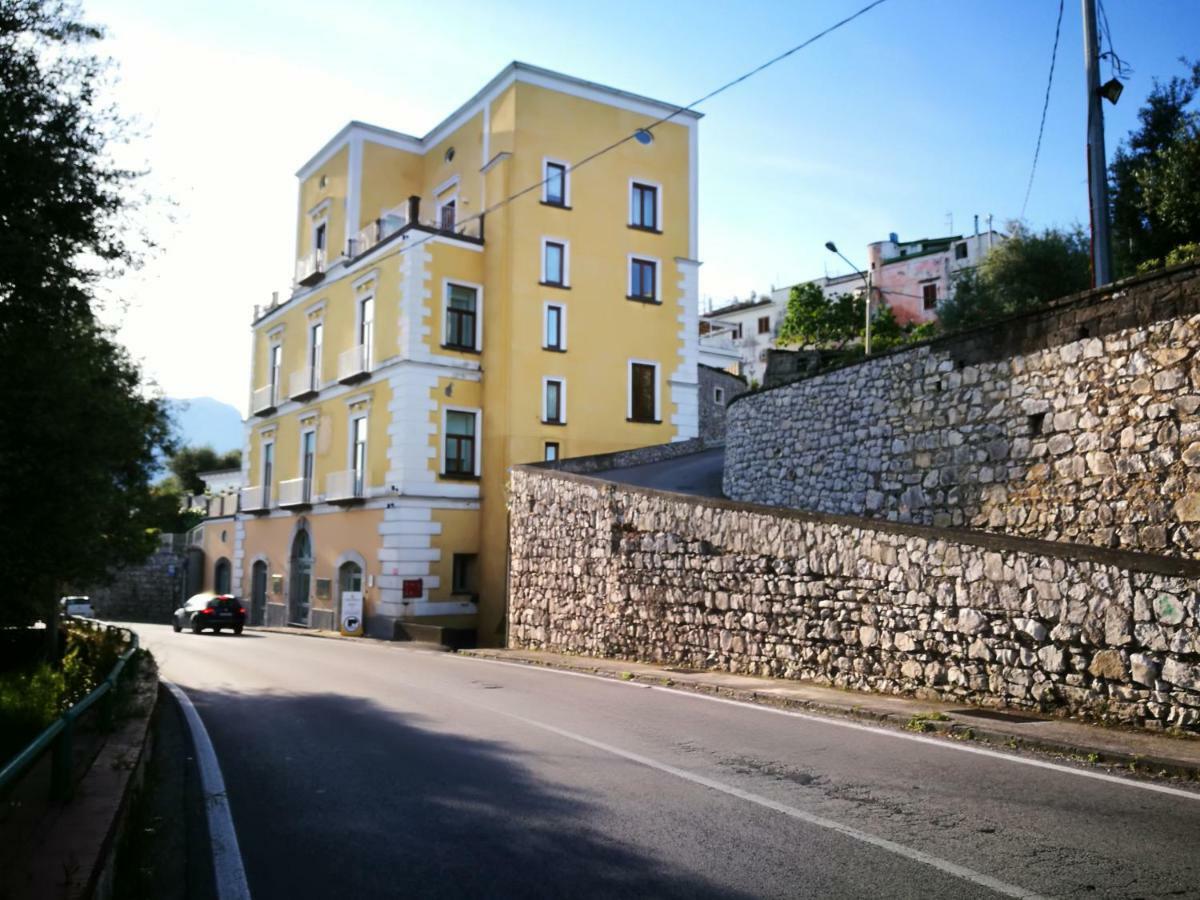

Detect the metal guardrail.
xmin=0 ymin=617 xmax=141 ymax=801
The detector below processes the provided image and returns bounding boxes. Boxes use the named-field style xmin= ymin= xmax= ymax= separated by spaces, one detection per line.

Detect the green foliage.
xmin=1110 ymin=60 xmax=1200 ymax=277
xmin=937 ymin=224 xmax=1091 ymax=332
xmin=0 ymin=625 xmax=125 ymax=763
xmin=167 ymin=445 xmax=242 ymax=494
xmin=868 ymin=303 xmax=907 ymax=352
xmin=1135 ymin=241 xmax=1200 ymax=274
xmin=776 ymin=281 xmax=865 ymax=349
xmin=0 ymin=1 xmax=174 ymax=632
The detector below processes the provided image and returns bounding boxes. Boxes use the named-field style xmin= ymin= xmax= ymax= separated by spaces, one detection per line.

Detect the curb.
xmin=458 ymin=650 xmax=1200 ymax=784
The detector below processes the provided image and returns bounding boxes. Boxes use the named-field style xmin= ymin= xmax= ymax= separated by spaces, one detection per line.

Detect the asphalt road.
xmin=138 ymin=624 xmax=1200 ymax=899
xmin=592 ymin=447 xmax=726 ymax=497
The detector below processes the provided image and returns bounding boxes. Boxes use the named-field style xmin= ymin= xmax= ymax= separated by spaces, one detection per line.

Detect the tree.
xmin=776 ymin=282 xmax=865 ymax=349
xmin=0 ymin=1 xmax=174 ymax=636
xmin=937 ymin=224 xmax=1091 ymax=332
xmin=1109 ymin=60 xmax=1200 ymax=277
xmin=167 ymin=446 xmax=242 ymax=495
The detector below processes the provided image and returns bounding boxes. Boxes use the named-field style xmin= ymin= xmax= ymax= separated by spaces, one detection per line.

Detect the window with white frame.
xmin=542 ymin=239 xmax=567 ymax=287
xmin=300 ymin=429 xmax=316 ymax=501
xmin=308 ymin=322 xmax=323 ymax=390
xmin=443 ymin=409 xmax=479 ymax=478
xmin=630 ymin=181 xmax=660 ymax=231
xmin=261 ymin=440 xmax=275 ymax=504
xmin=439 ymin=197 xmax=456 ymax=231
xmin=628 ymin=361 xmax=659 ymax=423
xmin=543 ymin=378 xmax=565 ymax=424
xmin=544 ymin=441 xmax=560 ymax=462
xmin=544 ymin=303 xmax=565 ymax=351
xmin=543 ymin=161 xmax=568 ymax=207
xmin=629 ymin=257 xmax=658 ymax=302
xmin=359 ymin=295 xmax=374 ymax=369
xmin=445 ymin=283 xmax=479 ymax=351
xmin=268 ymin=343 xmax=282 ymax=404
xmin=350 ymin=415 xmax=368 ymax=496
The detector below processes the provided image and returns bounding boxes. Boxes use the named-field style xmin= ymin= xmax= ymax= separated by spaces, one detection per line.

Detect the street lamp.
xmin=825 ymin=241 xmax=873 ymax=356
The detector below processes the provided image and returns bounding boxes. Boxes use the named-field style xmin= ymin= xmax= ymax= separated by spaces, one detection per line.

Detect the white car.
xmin=61 ymin=596 xmax=96 ymax=618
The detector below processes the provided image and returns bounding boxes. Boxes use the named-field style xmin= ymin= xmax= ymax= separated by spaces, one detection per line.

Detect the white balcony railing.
xmin=338 ymin=344 xmax=370 ymax=382
xmin=295 ymin=248 xmax=326 ymax=286
xmin=289 ymin=366 xmax=318 ymax=399
xmin=350 ymin=210 xmax=408 ymax=257
xmin=251 ymin=384 xmax=277 ymax=415
xmin=278 ymin=477 xmax=312 ymax=507
xmin=326 ymin=469 xmax=364 ymax=502
xmin=240 ymin=484 xmax=270 ymax=511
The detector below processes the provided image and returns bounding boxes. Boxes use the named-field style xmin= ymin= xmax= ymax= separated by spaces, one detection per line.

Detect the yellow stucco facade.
xmin=230 ymin=62 xmax=700 ymax=643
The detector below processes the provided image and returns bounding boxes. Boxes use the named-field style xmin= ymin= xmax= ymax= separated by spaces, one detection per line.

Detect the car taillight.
xmin=200 ymin=608 xmax=213 ymax=615
xmin=237 ymin=607 xmax=246 ymax=615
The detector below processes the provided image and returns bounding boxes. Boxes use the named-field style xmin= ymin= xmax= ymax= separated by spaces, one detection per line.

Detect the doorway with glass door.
xmin=289 ymin=528 xmax=313 ymax=626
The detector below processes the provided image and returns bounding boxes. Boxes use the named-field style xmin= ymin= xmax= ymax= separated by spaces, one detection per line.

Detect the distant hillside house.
xmin=868 ymin=229 xmax=1005 ymax=325
xmin=700 ymin=225 xmax=1005 ymax=378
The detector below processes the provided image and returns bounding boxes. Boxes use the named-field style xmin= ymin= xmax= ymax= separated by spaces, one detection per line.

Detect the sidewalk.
xmin=460 ymin=647 xmax=1200 ymax=782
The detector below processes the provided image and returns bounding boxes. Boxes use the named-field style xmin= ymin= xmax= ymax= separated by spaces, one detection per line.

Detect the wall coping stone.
xmin=511 ymin=463 xmax=1200 ymax=578
xmin=728 ymin=258 xmax=1200 ymax=408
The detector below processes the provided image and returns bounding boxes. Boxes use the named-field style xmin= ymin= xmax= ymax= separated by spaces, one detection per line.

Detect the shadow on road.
xmin=187 ymin=687 xmax=752 ymax=900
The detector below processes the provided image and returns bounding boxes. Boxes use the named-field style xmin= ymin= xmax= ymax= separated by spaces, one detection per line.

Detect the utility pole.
xmin=1082 ymin=0 xmax=1113 ymax=286
xmin=864 ymin=271 xmax=873 ymax=356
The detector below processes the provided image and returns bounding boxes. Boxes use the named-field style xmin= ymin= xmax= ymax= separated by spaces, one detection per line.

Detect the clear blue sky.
xmin=88 ymin=0 xmax=1200 ymax=408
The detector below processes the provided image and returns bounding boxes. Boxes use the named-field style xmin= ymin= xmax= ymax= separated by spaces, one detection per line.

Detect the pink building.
xmin=868 ymin=228 xmax=1005 ymax=325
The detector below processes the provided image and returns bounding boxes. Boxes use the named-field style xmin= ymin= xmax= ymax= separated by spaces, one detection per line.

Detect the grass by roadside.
xmin=0 ymin=625 xmax=131 ymax=766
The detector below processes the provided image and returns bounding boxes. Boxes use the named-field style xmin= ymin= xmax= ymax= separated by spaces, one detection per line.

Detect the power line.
xmin=395 ymin=0 xmax=892 ymax=257
xmin=1019 ymin=0 xmax=1065 ymax=222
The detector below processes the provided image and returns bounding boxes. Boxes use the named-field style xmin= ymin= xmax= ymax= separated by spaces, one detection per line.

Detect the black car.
xmin=173 ymin=592 xmax=247 ymax=635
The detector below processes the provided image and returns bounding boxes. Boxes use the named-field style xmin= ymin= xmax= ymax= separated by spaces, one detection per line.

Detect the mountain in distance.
xmin=168 ymin=397 xmax=244 ymax=454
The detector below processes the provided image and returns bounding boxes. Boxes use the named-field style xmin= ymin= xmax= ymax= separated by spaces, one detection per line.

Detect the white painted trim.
xmin=688 ymin=123 xmax=698 ymax=259
xmin=433 ymin=175 xmax=460 ymax=197
xmin=355 ymin=291 xmax=376 ymax=370
xmin=542 ymin=301 xmax=567 ymax=350
xmin=440 ymin=405 xmax=482 ymax=477
xmin=627 ymin=253 xmax=663 ymax=302
xmin=306 ymin=197 xmax=332 ymax=218
xmin=541 ymin=236 xmax=570 ymax=286
xmin=541 ymin=375 xmax=567 ymax=425
xmin=441 ymin=278 xmax=484 ymax=352
xmin=542 ymin=156 xmax=571 ymax=206
xmin=266 ymin=323 xmax=286 ymax=339
xmin=352 ymin=268 xmax=379 ymax=291
xmin=627 ymin=358 xmax=662 ymax=421
xmin=628 ymin=177 xmax=663 ymax=231
xmin=304 ymin=298 xmax=327 ymax=316
xmin=344 ymin=391 xmax=372 ymax=408
xmin=346 ymin=136 xmax=363 ymax=247
xmin=480 ymin=151 xmax=511 ymax=174
xmin=348 ymin=412 xmax=369 ymax=486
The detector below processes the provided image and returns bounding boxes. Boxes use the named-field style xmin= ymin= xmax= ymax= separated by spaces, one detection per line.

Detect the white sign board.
xmin=340 ymin=591 xmax=364 ymax=636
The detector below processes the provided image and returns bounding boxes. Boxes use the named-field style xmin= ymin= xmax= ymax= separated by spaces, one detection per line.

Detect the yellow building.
xmin=232 ymin=62 xmax=700 ymax=644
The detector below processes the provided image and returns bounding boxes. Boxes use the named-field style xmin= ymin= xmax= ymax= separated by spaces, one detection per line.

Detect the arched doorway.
xmin=289 ymin=529 xmax=313 ymax=626
xmin=214 ymin=558 xmax=231 ymax=594
xmin=250 ymin=560 xmax=268 ymax=625
xmin=338 ymin=560 xmax=364 ymax=633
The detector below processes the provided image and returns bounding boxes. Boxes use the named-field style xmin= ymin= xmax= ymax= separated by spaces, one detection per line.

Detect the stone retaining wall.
xmin=724 ymin=262 xmax=1200 ymax=560
xmin=88 ymin=540 xmax=186 ymax=623
xmin=508 ymin=466 xmax=1200 ymax=732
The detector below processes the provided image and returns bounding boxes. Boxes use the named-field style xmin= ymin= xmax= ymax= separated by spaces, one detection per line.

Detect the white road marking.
xmin=504 ymin=710 xmax=1047 ymax=899
xmin=457 ymin=655 xmax=1200 ymax=803
xmin=165 ymin=681 xmax=253 ymax=900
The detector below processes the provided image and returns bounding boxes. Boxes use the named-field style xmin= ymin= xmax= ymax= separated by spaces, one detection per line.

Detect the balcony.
xmin=240 ymin=485 xmax=271 ymax=513
xmin=289 ymin=366 xmax=319 ymax=401
xmin=295 ymin=248 xmax=326 ymax=288
xmin=278 ymin=477 xmax=313 ymax=509
xmin=326 ymin=469 xmax=365 ymax=505
xmin=338 ymin=344 xmax=370 ymax=384
xmin=348 ymin=210 xmax=409 ymax=258
xmin=251 ymin=384 xmax=278 ymax=417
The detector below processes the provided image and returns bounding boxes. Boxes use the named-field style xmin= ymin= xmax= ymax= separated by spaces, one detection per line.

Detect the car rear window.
xmin=208 ymin=597 xmax=240 ymax=609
